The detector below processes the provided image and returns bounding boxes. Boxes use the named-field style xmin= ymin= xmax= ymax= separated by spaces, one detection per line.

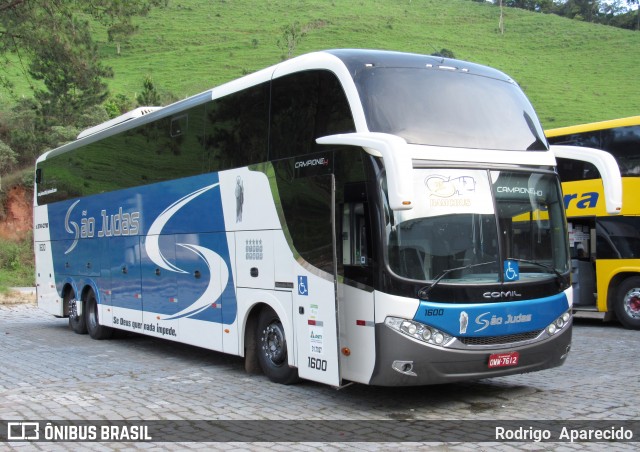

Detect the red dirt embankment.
xmin=0 ymin=185 xmax=32 ymax=241
xmin=0 ymin=184 xmax=35 ymax=304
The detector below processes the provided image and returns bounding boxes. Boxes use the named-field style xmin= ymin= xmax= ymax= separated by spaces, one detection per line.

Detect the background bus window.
xmin=556 ymin=157 xmax=600 ymax=182
xmin=601 ymin=125 xmax=640 ymax=176
xmin=596 ymin=217 xmax=640 ymax=259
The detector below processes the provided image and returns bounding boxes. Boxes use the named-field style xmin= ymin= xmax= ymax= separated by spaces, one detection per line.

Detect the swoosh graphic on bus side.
xmin=145 ymin=183 xmax=220 ymax=273
xmin=64 ymin=200 xmax=81 ymax=255
xmin=161 ymin=243 xmax=229 ymax=320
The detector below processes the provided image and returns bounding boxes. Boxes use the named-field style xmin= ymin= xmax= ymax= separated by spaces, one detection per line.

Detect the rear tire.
xmin=67 ymin=289 xmax=87 ymax=335
xmin=85 ymin=289 xmax=113 ymax=340
xmin=613 ymin=276 xmax=640 ymax=330
xmin=256 ymin=307 xmax=298 ymax=384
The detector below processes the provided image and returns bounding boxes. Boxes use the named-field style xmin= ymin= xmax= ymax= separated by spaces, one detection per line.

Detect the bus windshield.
xmin=355 ymin=67 xmax=548 ymax=151
xmin=384 ymin=169 xmax=568 ymax=283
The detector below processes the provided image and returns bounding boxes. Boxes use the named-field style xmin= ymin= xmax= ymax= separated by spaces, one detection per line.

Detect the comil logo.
xmin=483 ymin=290 xmax=522 ymax=299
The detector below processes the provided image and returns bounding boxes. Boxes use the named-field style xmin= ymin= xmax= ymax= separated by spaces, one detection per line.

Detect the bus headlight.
xmin=385 ymin=317 xmax=452 ymax=347
xmin=546 ymin=309 xmax=572 ymax=336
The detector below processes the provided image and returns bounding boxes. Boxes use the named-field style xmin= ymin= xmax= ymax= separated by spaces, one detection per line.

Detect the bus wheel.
xmin=614 ymin=277 xmax=640 ymax=330
xmin=85 ymin=289 xmax=113 ymax=340
xmin=256 ymin=307 xmax=298 ymax=385
xmin=67 ymin=289 xmax=87 ymax=334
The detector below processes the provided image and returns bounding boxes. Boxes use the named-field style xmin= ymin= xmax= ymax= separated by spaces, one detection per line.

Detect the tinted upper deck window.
xmin=270 ymin=70 xmax=355 ymax=160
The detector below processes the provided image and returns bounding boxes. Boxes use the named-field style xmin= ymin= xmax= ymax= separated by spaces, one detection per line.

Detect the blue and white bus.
xmin=34 ymin=49 xmax=621 ymax=386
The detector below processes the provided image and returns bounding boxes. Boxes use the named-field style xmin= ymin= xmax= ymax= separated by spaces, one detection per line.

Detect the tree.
xmin=108 ymin=22 xmax=138 ymax=56
xmin=277 ymin=22 xmax=308 ymax=60
xmin=555 ymin=0 xmax=602 ymax=23
xmin=0 ymin=139 xmax=18 ymax=190
xmin=503 ymin=0 xmax=551 ymax=12
xmin=136 ymin=76 xmax=161 ymax=106
xmin=627 ymin=0 xmax=640 ymax=30
xmin=432 ymin=48 xmax=456 ymax=58
xmin=1 ymin=98 xmax=44 ymax=165
xmin=0 ymin=0 xmax=162 ymax=125
xmin=494 ymin=0 xmax=639 ymax=30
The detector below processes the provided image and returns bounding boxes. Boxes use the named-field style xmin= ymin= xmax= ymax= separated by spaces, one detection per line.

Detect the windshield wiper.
xmin=505 ymin=257 xmax=565 ymax=280
xmin=417 ymin=260 xmax=497 ymax=300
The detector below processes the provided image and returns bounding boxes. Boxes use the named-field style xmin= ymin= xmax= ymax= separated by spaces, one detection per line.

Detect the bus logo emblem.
xmin=459 ymin=311 xmax=469 ymax=334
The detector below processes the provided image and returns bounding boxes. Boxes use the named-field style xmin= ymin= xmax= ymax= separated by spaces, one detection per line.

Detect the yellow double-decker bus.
xmin=547 ymin=116 xmax=640 ymax=329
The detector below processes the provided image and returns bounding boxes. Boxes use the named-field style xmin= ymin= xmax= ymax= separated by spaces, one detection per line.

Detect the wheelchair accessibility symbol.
xmin=298 ymin=276 xmax=309 ymax=296
xmin=504 ymin=260 xmax=520 ymax=281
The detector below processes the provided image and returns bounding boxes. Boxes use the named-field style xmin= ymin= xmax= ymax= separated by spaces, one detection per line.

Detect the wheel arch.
xmin=238 ymin=290 xmax=296 ymax=372
xmin=607 ymin=271 xmax=640 ymax=312
xmin=243 ymin=302 xmax=268 ymax=375
xmin=80 ymin=280 xmax=101 ymax=304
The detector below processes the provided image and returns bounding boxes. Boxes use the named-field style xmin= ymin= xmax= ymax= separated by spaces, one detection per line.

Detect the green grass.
xmin=2 ymin=0 xmax=638 ymax=128
xmin=0 ymin=236 xmax=34 ymax=291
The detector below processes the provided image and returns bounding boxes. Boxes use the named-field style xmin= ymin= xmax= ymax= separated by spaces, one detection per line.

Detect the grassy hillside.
xmin=2 ymin=0 xmax=639 ymax=128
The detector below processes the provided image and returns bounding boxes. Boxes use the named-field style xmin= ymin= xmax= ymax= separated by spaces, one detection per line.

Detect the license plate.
xmin=488 ymin=351 xmax=519 ymax=368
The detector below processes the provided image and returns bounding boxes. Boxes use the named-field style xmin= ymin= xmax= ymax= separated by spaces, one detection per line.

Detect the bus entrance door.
xmin=293 ymin=174 xmax=341 ymax=386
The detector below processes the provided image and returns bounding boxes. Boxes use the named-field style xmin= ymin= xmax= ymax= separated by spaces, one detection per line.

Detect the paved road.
xmin=0 ymin=303 xmax=638 ymax=451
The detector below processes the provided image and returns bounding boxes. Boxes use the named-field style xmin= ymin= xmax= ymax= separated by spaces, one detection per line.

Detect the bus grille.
xmin=457 ymin=330 xmax=543 ymax=346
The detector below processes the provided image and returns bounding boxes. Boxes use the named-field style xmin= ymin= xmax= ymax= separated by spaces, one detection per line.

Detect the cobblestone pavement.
xmin=0 ymin=303 xmax=638 ymax=451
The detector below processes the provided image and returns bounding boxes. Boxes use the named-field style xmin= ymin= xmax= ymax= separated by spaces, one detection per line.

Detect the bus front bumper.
xmin=368 ymin=322 xmax=572 ymax=386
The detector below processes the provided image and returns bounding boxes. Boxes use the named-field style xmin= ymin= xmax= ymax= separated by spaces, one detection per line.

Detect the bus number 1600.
xmin=308 ymin=357 xmax=327 ymax=371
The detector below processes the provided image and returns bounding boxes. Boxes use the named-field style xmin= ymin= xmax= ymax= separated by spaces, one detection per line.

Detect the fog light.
xmin=434 ymin=332 xmax=444 ymax=344
xmin=547 ymin=324 xmax=557 ymax=335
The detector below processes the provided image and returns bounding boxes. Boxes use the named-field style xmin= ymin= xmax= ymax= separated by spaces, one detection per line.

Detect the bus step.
xmin=572 ymin=309 xmax=605 ymax=320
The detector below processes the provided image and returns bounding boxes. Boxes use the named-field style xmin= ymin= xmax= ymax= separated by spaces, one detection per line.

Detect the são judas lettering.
xmin=77 ymin=207 xmax=140 ymax=239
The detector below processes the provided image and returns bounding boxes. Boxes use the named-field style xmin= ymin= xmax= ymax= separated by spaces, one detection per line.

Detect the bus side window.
xmin=204 ymin=82 xmax=269 ymax=172
xmin=270 ymin=70 xmax=355 ymax=160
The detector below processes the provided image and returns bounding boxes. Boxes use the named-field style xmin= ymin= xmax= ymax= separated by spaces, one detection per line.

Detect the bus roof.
xmin=546 ymin=116 xmax=640 ymax=137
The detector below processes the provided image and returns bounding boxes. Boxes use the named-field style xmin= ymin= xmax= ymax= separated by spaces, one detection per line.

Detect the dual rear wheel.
xmin=68 ymin=288 xmax=112 ymax=339
xmin=68 ymin=288 xmax=298 ymax=381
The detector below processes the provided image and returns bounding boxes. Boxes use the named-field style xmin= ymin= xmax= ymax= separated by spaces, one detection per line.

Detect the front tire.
xmin=85 ymin=289 xmax=113 ymax=340
xmin=67 ymin=289 xmax=87 ymax=334
xmin=613 ymin=276 xmax=640 ymax=330
xmin=256 ymin=307 xmax=298 ymax=384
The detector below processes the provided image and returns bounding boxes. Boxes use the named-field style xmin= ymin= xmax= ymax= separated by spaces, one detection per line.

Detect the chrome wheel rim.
xmin=623 ymin=288 xmax=640 ymax=319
